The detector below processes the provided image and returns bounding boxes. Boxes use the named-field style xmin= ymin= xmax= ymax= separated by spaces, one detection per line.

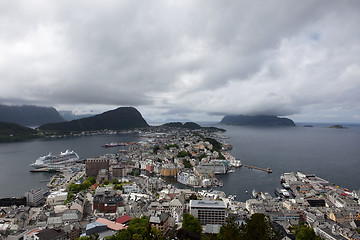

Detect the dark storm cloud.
xmin=1 ymin=0 xmax=360 ymax=121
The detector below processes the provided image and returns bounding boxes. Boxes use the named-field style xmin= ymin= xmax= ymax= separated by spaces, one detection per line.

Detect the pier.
xmin=30 ymin=168 xmax=60 ymax=173
xmin=241 ymin=164 xmax=272 ymax=173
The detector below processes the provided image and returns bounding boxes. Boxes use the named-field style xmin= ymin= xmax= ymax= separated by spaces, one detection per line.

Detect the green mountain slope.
xmin=0 ymin=121 xmax=38 ymax=142
xmin=39 ymin=107 xmax=149 ymax=132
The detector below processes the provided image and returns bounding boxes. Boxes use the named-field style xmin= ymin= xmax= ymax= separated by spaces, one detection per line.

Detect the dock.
xmin=241 ymin=164 xmax=272 ymax=173
xmin=30 ymin=168 xmax=60 ymax=173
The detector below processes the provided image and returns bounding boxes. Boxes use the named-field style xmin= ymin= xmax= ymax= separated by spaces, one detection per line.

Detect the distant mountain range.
xmin=0 ymin=105 xmax=64 ymax=126
xmin=161 ymin=122 xmax=226 ymax=132
xmin=0 ymin=121 xmax=38 ymax=142
xmin=220 ymin=115 xmax=296 ymax=126
xmin=39 ymin=107 xmax=149 ymax=132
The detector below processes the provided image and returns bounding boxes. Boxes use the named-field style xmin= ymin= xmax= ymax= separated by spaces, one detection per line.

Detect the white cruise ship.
xmin=30 ymin=150 xmax=79 ymax=169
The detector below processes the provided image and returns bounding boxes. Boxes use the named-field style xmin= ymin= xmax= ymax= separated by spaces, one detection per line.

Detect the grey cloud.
xmin=0 ymin=0 xmax=360 ymax=122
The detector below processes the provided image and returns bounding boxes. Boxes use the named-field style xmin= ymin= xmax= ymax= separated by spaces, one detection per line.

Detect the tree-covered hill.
xmin=39 ymin=107 xmax=149 ymax=133
xmin=0 ymin=121 xmax=39 ymax=142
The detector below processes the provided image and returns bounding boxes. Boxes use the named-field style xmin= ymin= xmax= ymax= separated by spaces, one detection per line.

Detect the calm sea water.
xmin=214 ymin=123 xmax=360 ymax=201
xmin=1 ymin=124 xmax=359 ymax=201
xmin=0 ymin=134 xmax=144 ymax=198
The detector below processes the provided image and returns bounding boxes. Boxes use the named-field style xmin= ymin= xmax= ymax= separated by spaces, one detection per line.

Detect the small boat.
xmin=282 ymin=182 xmax=290 ymax=189
xmin=252 ymin=189 xmax=257 ymax=198
xmin=103 ymin=142 xmax=119 ymax=148
xmin=274 ymin=188 xmax=290 ymax=198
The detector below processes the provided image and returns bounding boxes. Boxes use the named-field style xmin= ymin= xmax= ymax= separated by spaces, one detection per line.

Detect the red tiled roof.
xmin=116 ymin=215 xmax=132 ymax=224
xmin=96 ymin=218 xmax=127 ymax=231
xmin=25 ymin=228 xmax=42 ymax=236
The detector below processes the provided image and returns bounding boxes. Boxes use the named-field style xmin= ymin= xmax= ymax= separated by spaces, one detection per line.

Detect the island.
xmin=329 ymin=124 xmax=347 ymax=129
xmin=220 ymin=114 xmax=296 ymax=126
xmin=161 ymin=121 xmax=226 ymax=132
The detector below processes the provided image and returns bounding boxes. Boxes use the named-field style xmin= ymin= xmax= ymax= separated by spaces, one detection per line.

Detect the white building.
xmin=46 ymin=190 xmax=68 ymax=206
xmin=25 ymin=188 xmax=44 ymax=206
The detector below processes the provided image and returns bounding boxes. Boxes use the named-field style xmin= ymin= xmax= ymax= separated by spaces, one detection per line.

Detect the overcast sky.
xmin=1 ymin=0 xmax=359 ymax=123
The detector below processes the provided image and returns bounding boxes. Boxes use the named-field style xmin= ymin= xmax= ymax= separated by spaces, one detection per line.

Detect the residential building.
xmin=149 ymin=212 xmax=170 ymax=234
xmin=93 ymin=187 xmax=123 ymax=213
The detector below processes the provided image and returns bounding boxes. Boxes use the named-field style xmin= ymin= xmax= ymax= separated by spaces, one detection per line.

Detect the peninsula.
xmin=0 ymin=121 xmax=39 ymax=142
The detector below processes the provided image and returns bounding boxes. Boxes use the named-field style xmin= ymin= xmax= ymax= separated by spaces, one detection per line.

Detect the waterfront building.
xmin=161 ymin=164 xmax=178 ymax=177
xmin=189 ymin=200 xmax=226 ymax=225
xmin=86 ymin=158 xmax=109 ymax=177
xmin=177 ymin=170 xmax=200 ymax=186
xmin=198 ymin=162 xmax=227 ymax=174
xmin=25 ymin=188 xmax=45 ymax=207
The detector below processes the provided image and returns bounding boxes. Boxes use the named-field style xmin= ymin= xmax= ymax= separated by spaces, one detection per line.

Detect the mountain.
xmin=161 ymin=122 xmax=226 ymax=132
xmin=161 ymin=122 xmax=202 ymax=129
xmin=0 ymin=121 xmax=38 ymax=142
xmin=220 ymin=115 xmax=296 ymax=126
xmin=0 ymin=105 xmax=65 ymax=126
xmin=39 ymin=107 xmax=149 ymax=132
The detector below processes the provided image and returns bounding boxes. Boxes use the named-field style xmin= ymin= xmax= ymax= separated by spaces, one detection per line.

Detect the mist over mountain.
xmin=39 ymin=107 xmax=149 ymax=132
xmin=220 ymin=115 xmax=296 ymax=126
xmin=0 ymin=105 xmax=64 ymax=127
xmin=59 ymin=111 xmax=95 ymax=121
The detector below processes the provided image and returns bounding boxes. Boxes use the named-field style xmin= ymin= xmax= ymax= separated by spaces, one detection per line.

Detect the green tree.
xmin=87 ymin=176 xmax=96 ymax=185
xmin=153 ymin=145 xmax=160 ymax=153
xmin=177 ymin=228 xmax=201 ymax=240
xmin=183 ymin=159 xmax=192 ymax=168
xmin=111 ymin=178 xmax=119 ymax=185
xmin=204 ymin=138 xmax=222 ymax=151
xmin=177 ymin=151 xmax=191 ymax=157
xmin=290 ymin=224 xmax=322 ymax=240
xmin=77 ymin=233 xmax=99 ymax=240
xmin=241 ymin=213 xmax=281 ymax=240
xmin=104 ymin=216 xmax=165 ymax=240
xmin=182 ymin=213 xmax=202 ymax=236
xmin=103 ymin=180 xmax=109 ymax=185
xmin=218 ymin=217 xmax=242 ymax=240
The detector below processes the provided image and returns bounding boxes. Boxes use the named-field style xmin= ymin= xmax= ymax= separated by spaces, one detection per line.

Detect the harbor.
xmin=241 ymin=164 xmax=272 ymax=173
